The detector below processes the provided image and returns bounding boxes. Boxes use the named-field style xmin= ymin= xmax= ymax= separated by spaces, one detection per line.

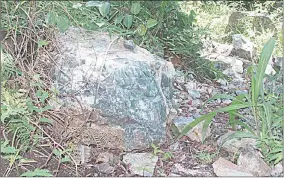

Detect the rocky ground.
xmin=1 ymin=28 xmax=283 ymax=177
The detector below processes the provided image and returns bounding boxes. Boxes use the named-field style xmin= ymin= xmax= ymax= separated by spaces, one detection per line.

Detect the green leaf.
xmin=38 ymin=40 xmax=49 ymax=49
xmin=45 ymin=12 xmax=56 ymax=25
xmin=99 ymin=2 xmax=110 ymax=18
xmin=1 ymin=141 xmax=17 ymax=154
xmin=201 ymin=115 xmax=213 ymax=143
xmin=39 ymin=117 xmax=53 ymax=124
xmin=235 ymin=120 xmax=255 ymax=134
xmin=123 ymin=15 xmax=133 ymax=29
xmin=131 ymin=3 xmax=141 ymax=15
xmin=216 ymin=103 xmax=251 ymax=113
xmin=52 ymin=149 xmax=62 ymax=157
xmin=178 ymin=112 xmax=216 ymax=140
xmin=270 ymin=147 xmax=282 ymax=154
xmin=114 ymin=15 xmax=124 ymax=25
xmin=86 ymin=1 xmax=101 ymax=7
xmin=56 ymin=16 xmax=69 ymax=33
xmin=273 ymin=154 xmax=283 ymax=164
xmin=253 ymin=38 xmax=275 ymax=104
xmin=61 ymin=156 xmax=71 ymax=163
xmin=21 ymin=168 xmax=53 ymax=177
xmin=146 ymin=19 xmax=158 ymax=28
xmin=136 ymin=24 xmax=147 ymax=36
xmin=40 ymin=91 xmax=49 ymax=103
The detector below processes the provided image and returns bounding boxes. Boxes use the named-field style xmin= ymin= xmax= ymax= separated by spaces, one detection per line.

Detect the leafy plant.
xmin=21 ymin=168 xmax=53 ymax=177
xmin=197 ymin=151 xmax=216 ymax=163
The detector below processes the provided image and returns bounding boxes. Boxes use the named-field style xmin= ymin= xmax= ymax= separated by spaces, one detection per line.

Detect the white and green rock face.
xmin=52 ymin=27 xmax=176 ymax=151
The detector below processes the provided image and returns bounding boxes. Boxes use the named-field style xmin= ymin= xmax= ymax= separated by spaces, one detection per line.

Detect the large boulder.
xmin=224 ymin=11 xmax=276 ymax=42
xmin=52 ymin=27 xmax=175 ymax=151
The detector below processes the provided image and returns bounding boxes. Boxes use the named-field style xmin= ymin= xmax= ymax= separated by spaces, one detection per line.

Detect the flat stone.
xmin=213 ymin=157 xmax=253 ymax=176
xmin=123 ymin=153 xmax=158 ymax=176
xmin=237 ymin=145 xmax=272 ymax=176
xmin=94 ymin=163 xmax=115 ymax=174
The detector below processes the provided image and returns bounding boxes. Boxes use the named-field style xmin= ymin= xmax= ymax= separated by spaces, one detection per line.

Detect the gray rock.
xmin=216 ymin=78 xmax=228 ymax=86
xmin=271 ymin=162 xmax=283 ymax=177
xmin=230 ymin=34 xmax=256 ymax=60
xmin=188 ymin=90 xmax=201 ymax=99
xmin=52 ymin=27 xmax=176 ymax=151
xmin=237 ymin=145 xmax=272 ymax=176
xmin=172 ymin=163 xmax=202 ymax=176
xmin=225 ymin=12 xmax=275 ymax=39
xmin=217 ymin=131 xmax=257 ymax=153
xmin=222 ymin=99 xmax=232 ymax=105
xmin=123 ymin=153 xmax=158 ymax=176
xmin=173 ymin=116 xmax=211 ymax=142
xmin=96 ymin=152 xmax=114 ymax=164
xmin=235 ymin=90 xmax=248 ymax=95
xmin=94 ymin=163 xmax=115 ymax=174
xmin=213 ymin=157 xmax=253 ymax=176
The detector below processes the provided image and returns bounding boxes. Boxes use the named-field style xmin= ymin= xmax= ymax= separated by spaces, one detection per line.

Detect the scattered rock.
xmin=122 ymin=153 xmax=158 ymax=176
xmin=222 ymin=99 xmax=232 ymax=105
xmin=235 ymin=89 xmax=248 ymax=95
xmin=94 ymin=163 xmax=115 ymax=174
xmin=213 ymin=157 xmax=253 ymax=176
xmin=216 ymin=78 xmax=228 ymax=86
xmin=172 ymin=163 xmax=201 ymax=176
xmin=173 ymin=116 xmax=211 ymax=142
xmin=96 ymin=152 xmax=114 ymax=165
xmin=188 ymin=90 xmax=201 ymax=99
xmin=237 ymin=145 xmax=272 ymax=176
xmin=270 ymin=162 xmax=284 ymax=177
xmin=53 ymin=27 xmax=176 ymax=151
xmin=230 ymin=34 xmax=256 ymax=60
xmin=217 ymin=131 xmax=257 ymax=153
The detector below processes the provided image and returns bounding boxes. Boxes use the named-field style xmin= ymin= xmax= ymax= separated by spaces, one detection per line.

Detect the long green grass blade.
xmin=178 ymin=112 xmax=216 ymax=140
xmin=201 ymin=115 xmax=213 ymax=143
xmin=216 ymin=103 xmax=251 ymax=112
xmin=253 ymin=38 xmax=276 ymax=104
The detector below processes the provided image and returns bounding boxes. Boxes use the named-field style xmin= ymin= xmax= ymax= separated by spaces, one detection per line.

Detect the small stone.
xmin=169 ymin=173 xmax=181 ymax=177
xmin=230 ymin=34 xmax=256 ymax=60
xmin=94 ymin=163 xmax=115 ymax=174
xmin=222 ymin=99 xmax=232 ymax=105
xmin=192 ymin=99 xmax=202 ymax=106
xmin=123 ymin=40 xmax=136 ymax=50
xmin=96 ymin=152 xmax=114 ymax=165
xmin=123 ymin=153 xmax=158 ymax=176
xmin=271 ymin=162 xmax=283 ymax=177
xmin=213 ymin=157 xmax=253 ymax=176
xmin=235 ymin=90 xmax=248 ymax=95
xmin=172 ymin=163 xmax=200 ymax=176
xmin=217 ymin=78 xmax=228 ymax=86
xmin=188 ymin=90 xmax=201 ymax=99
xmin=237 ymin=145 xmax=272 ymax=176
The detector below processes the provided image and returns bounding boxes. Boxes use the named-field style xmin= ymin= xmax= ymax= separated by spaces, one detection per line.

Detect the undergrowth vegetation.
xmin=181 ymin=1 xmax=282 ymax=56
xmin=0 ymin=0 xmax=283 ymax=176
